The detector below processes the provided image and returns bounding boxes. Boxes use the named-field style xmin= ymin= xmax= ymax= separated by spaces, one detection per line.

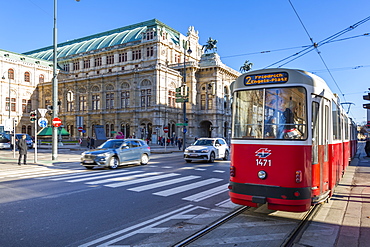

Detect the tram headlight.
xmin=257 ymin=170 xmax=267 ymax=180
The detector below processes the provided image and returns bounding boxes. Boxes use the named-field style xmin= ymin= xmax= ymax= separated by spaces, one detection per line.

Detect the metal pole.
xmin=12 ymin=118 xmax=15 ymax=158
xmin=34 ymin=113 xmax=37 ymax=163
xmin=52 ymin=0 xmax=58 ymax=160
xmin=182 ymin=43 xmax=187 ymax=151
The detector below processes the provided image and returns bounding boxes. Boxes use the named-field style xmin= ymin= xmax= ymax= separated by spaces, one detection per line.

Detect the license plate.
xmin=84 ymin=160 xmax=94 ymax=164
xmin=189 ymin=154 xmax=198 ymax=157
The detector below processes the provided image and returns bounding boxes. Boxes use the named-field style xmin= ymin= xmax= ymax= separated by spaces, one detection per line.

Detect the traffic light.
xmin=364 ymin=103 xmax=370 ymax=109
xmin=30 ymin=111 xmax=37 ymax=123
xmin=181 ymin=85 xmax=189 ymax=96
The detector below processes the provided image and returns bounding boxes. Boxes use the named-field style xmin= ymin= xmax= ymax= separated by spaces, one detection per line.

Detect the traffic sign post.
xmin=78 ymin=127 xmax=83 ymax=132
xmin=163 ymin=126 xmax=169 ymax=133
xmin=52 ymin=117 xmax=62 ymax=127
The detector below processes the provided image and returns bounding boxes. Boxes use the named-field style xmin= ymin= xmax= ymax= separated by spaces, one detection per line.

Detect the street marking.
xmin=105 ymin=173 xmax=180 ymax=188
xmin=66 ymin=170 xmax=143 ymax=183
xmin=79 ymin=205 xmax=208 ymax=247
xmin=128 ymin=175 xmax=200 ymax=192
xmin=85 ymin=172 xmax=163 ymax=185
xmin=213 ymin=170 xmax=225 ymax=173
xmin=182 ymin=183 xmax=228 ymax=202
xmin=50 ymin=169 xmax=128 ymax=181
xmin=153 ymin=178 xmax=223 ymax=197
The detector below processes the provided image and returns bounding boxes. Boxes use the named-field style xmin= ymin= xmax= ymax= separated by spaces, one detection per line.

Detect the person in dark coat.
xmin=90 ymin=137 xmax=95 ymax=149
xmin=365 ymin=138 xmax=370 ymax=157
xmin=17 ymin=134 xmax=28 ymax=165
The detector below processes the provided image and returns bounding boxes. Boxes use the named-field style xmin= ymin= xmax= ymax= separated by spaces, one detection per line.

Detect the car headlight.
xmin=201 ymin=149 xmax=209 ymax=153
xmin=184 ymin=149 xmax=189 ymax=153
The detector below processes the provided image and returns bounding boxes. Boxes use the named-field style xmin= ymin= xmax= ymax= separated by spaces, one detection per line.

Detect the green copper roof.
xmin=1 ymin=49 xmax=53 ymax=67
xmin=24 ymin=19 xmax=180 ymax=61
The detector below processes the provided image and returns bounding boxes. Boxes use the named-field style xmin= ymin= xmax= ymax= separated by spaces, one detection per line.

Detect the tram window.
xmin=232 ymin=87 xmax=307 ymax=140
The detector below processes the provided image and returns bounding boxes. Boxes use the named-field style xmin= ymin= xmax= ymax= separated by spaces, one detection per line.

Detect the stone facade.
xmin=24 ymin=19 xmax=240 ymax=145
xmin=0 ymin=49 xmax=53 ymax=135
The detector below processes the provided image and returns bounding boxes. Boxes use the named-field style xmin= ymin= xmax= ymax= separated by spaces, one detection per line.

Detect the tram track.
xmin=172 ymin=205 xmax=250 ymax=247
xmin=280 ymin=203 xmax=322 ymax=247
xmin=172 ymin=203 xmax=323 ymax=247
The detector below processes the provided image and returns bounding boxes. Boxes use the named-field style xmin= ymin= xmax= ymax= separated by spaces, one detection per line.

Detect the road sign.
xmin=38 ymin=108 xmax=48 ymax=118
xmin=175 ymin=98 xmax=188 ymax=103
xmin=183 ymin=128 xmax=187 ymax=133
xmin=52 ymin=117 xmax=62 ymax=127
xmin=163 ymin=127 xmax=169 ymax=133
xmin=176 ymin=123 xmax=188 ymax=126
xmin=78 ymin=127 xmax=83 ymax=132
xmin=38 ymin=118 xmax=48 ymax=128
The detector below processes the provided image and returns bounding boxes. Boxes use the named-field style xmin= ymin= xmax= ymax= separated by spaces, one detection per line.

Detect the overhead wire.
xmin=284 ymin=0 xmax=370 ymax=118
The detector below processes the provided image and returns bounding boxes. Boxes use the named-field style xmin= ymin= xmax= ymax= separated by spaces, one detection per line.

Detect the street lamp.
xmin=182 ymin=40 xmax=192 ymax=151
xmin=51 ymin=0 xmax=80 ymax=160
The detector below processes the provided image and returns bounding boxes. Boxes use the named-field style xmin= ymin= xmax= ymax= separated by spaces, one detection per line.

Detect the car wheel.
xmin=140 ymin=154 xmax=149 ymax=165
xmin=108 ymin=156 xmax=119 ymax=169
xmin=185 ymin=160 xmax=192 ymax=163
xmin=209 ymin=152 xmax=215 ymax=163
xmin=223 ymin=150 xmax=229 ymax=160
xmin=85 ymin=166 xmax=94 ymax=169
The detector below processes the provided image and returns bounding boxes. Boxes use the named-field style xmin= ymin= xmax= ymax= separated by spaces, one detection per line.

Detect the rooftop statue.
xmin=202 ymin=37 xmax=218 ymax=53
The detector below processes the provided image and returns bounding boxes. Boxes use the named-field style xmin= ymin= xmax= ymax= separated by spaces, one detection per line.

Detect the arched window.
xmin=24 ymin=72 xmax=30 ymax=82
xmin=39 ymin=74 xmax=44 ymax=83
xmin=22 ymin=125 xmax=26 ymax=133
xmin=8 ymin=69 xmax=14 ymax=79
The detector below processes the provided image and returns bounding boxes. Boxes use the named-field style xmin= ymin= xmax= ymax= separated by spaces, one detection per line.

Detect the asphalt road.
xmin=0 ymin=151 xmax=232 ymax=246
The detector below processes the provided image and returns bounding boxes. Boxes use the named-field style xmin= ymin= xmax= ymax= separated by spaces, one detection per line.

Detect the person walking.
xmin=17 ymin=134 xmax=28 ymax=165
xmin=90 ymin=137 xmax=95 ymax=149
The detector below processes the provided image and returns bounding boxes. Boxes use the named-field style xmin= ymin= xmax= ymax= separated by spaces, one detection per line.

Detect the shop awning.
xmin=37 ymin=127 xmax=70 ymax=136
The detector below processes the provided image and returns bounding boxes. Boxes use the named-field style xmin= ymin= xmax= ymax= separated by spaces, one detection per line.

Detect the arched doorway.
xmin=199 ymin=120 xmax=212 ymax=138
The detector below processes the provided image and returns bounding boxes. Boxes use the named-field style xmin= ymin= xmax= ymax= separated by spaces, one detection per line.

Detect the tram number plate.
xmin=256 ymin=159 xmax=272 ymax=166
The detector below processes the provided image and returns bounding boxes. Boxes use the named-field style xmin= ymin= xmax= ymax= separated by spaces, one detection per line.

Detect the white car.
xmin=184 ymin=138 xmax=229 ymax=163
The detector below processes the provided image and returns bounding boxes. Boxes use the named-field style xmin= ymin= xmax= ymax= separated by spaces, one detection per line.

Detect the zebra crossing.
xmin=0 ymin=165 xmax=229 ymax=202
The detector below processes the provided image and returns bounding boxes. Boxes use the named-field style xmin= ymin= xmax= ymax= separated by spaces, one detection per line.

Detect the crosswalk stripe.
xmin=153 ymin=178 xmax=223 ymax=197
xmin=50 ymin=169 xmax=129 ymax=181
xmin=182 ymin=183 xmax=228 ymax=202
xmin=66 ymin=171 xmax=143 ymax=183
xmin=85 ymin=172 xmax=163 ymax=185
xmin=128 ymin=175 xmax=200 ymax=192
xmin=35 ymin=170 xmax=86 ymax=179
xmin=105 ymin=173 xmax=180 ymax=188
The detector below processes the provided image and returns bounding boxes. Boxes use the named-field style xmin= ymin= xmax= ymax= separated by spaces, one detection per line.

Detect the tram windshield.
xmin=232 ymin=87 xmax=307 ymax=140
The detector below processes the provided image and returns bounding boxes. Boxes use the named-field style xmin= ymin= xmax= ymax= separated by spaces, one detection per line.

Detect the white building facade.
xmin=0 ymin=49 xmax=53 ymax=135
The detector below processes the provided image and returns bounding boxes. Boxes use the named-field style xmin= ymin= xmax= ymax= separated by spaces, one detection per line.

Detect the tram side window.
xmin=332 ymin=102 xmax=341 ymax=140
xmin=232 ymin=87 xmax=307 ymax=140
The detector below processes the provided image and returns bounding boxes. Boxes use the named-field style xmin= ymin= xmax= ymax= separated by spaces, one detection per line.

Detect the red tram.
xmin=228 ymin=68 xmax=357 ymax=212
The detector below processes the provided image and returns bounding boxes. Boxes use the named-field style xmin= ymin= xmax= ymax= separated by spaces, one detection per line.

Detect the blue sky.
xmin=1 ymin=0 xmax=369 ymax=124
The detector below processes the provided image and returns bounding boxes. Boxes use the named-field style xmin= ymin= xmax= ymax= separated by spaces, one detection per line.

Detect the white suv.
xmin=184 ymin=138 xmax=229 ymax=163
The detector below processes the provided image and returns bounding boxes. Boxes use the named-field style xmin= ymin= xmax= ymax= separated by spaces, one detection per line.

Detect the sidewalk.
xmin=296 ymin=142 xmax=370 ymax=247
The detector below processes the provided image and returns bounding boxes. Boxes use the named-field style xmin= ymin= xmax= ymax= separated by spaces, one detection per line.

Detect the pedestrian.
xmin=86 ymin=136 xmax=91 ymax=149
xmin=17 ymin=134 xmax=28 ymax=166
xmin=178 ymin=138 xmax=183 ymax=150
xmin=365 ymin=138 xmax=370 ymax=157
xmin=90 ymin=137 xmax=95 ymax=149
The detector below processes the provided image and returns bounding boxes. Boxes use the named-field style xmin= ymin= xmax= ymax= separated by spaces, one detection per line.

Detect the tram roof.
xmin=23 ymin=19 xmax=180 ymax=61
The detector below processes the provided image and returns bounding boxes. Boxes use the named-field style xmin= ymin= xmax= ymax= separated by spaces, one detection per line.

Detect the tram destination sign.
xmin=244 ymin=72 xmax=288 ymax=86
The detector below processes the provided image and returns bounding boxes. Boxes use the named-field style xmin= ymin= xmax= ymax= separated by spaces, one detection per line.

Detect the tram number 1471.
xmin=256 ymin=159 xmax=272 ymax=166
